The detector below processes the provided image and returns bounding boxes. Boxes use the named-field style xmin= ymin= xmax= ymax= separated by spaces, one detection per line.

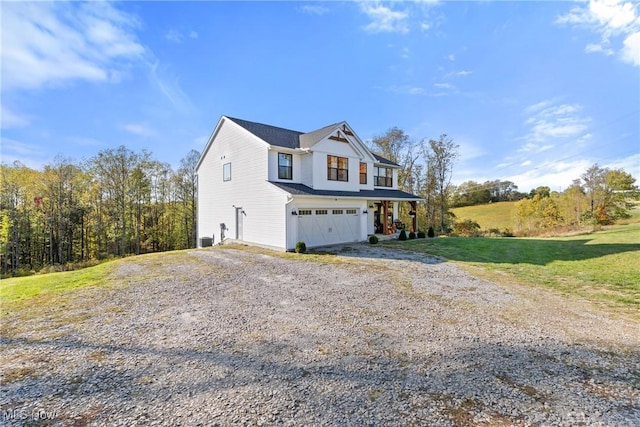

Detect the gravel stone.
xmin=1 ymin=244 xmax=639 ymax=426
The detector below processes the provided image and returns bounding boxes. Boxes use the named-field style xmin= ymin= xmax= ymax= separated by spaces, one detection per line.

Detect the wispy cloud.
xmin=556 ymin=0 xmax=640 ymax=67
xmin=520 ymin=101 xmax=591 ymax=146
xmin=505 ymin=158 xmax=594 ymax=192
xmin=149 ymin=61 xmax=193 ymax=114
xmin=585 ymin=43 xmax=615 ymax=55
xmin=121 ymin=123 xmax=156 ymax=137
xmin=165 ymin=29 xmax=199 ymax=43
xmin=434 ymin=82 xmax=455 ymax=89
xmin=0 ymin=137 xmax=50 ymax=168
xmin=1 ymin=105 xmax=30 ymax=129
xmin=389 ymin=85 xmax=427 ymax=95
xmin=1 ymin=1 xmax=146 ymax=91
xmin=299 ymin=5 xmax=330 ymax=16
xmin=445 ymin=70 xmax=472 ymax=78
xmin=360 ymin=3 xmax=409 ymax=34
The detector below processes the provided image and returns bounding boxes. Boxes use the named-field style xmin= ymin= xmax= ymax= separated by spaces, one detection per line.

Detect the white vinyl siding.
xmin=197 ymin=118 xmax=288 ymax=249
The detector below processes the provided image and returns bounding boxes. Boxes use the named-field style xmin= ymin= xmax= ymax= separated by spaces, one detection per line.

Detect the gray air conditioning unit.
xmin=199 ymin=237 xmax=213 ymax=247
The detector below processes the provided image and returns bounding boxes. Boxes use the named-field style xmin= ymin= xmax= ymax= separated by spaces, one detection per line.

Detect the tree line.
xmin=514 ymin=164 xmax=638 ymax=234
xmin=0 ymin=146 xmax=199 ymax=277
xmin=369 ymin=127 xmax=638 ymax=235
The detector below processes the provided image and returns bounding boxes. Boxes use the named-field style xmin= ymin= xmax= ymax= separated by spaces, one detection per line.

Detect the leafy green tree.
xmin=422 ymin=134 xmax=459 ymax=233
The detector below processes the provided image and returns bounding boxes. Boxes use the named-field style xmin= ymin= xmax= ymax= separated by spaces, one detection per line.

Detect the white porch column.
xmin=393 ymin=202 xmax=398 ymax=221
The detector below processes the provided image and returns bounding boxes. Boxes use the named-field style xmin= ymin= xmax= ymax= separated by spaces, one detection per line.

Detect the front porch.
xmin=370 ymin=200 xmax=419 ymax=235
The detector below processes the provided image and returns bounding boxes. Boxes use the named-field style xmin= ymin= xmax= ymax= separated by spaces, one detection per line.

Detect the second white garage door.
xmin=298 ymin=208 xmax=360 ymax=247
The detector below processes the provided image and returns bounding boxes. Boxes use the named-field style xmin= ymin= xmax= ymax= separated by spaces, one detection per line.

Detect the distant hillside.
xmin=450 ymin=201 xmax=518 ymax=231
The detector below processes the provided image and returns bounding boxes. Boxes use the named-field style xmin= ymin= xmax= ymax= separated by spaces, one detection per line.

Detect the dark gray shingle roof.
xmin=227 ymin=116 xmax=397 ymax=165
xmin=270 ymin=182 xmax=422 ymax=201
xmin=227 ymin=117 xmax=303 ymax=149
xmin=373 ymin=153 xmax=399 ymax=167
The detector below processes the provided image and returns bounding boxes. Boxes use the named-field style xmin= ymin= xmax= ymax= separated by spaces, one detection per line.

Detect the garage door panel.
xmin=298 ymin=208 xmax=359 ymax=247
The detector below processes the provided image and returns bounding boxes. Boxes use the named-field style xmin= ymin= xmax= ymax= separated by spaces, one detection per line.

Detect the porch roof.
xmin=269 ymin=181 xmax=423 ymax=201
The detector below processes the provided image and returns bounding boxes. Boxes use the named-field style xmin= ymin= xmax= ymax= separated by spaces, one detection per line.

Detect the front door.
xmin=235 ymin=207 xmax=243 ymax=241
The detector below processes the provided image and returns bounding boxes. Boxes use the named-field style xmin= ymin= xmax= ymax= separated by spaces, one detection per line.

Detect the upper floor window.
xmin=223 ymin=162 xmax=231 ymax=181
xmin=327 ymin=155 xmax=348 ymax=181
xmin=359 ymin=162 xmax=367 ymax=184
xmin=374 ymin=166 xmax=392 ymax=187
xmin=278 ymin=153 xmax=292 ymax=180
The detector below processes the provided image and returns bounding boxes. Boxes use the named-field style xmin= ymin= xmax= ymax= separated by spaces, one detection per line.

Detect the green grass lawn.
xmin=0 ymin=259 xmax=119 ymax=310
xmin=387 ymin=223 xmax=640 ymax=308
xmin=451 ymin=201 xmax=518 ymax=231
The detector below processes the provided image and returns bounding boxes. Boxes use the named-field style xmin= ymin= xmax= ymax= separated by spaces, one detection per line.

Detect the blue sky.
xmin=1 ymin=0 xmax=639 ymax=192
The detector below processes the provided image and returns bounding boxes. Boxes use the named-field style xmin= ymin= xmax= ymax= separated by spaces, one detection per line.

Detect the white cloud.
xmin=1 ymin=105 xmax=30 ymax=129
xmin=389 ymin=85 xmax=426 ymax=95
xmin=447 ymin=53 xmax=455 ymax=61
xmin=122 ymin=123 xmax=156 ymax=137
xmin=434 ymin=82 xmax=454 ymax=89
xmin=165 ymin=29 xmax=184 ymax=43
xmin=520 ymin=101 xmax=591 ymax=145
xmin=556 ymin=0 xmax=640 ymax=67
xmin=445 ymin=70 xmax=472 ymax=78
xmin=457 ymin=138 xmax=486 ymax=161
xmin=1 ymin=1 xmax=146 ymax=91
xmin=360 ymin=3 xmax=409 ymax=34
xmin=606 ymin=152 xmax=640 ymax=178
xmin=299 ymin=5 xmax=330 ymax=16
xmin=621 ymin=30 xmax=640 ymax=65
xmin=165 ymin=29 xmax=199 ymax=43
xmin=585 ymin=43 xmax=615 ymax=55
xmin=518 ymin=143 xmax=555 ymax=153
xmin=401 ymin=47 xmax=410 ymax=59
xmin=506 ymin=159 xmax=593 ymax=192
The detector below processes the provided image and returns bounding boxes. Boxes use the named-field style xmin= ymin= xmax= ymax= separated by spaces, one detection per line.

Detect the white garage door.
xmin=298 ymin=208 xmax=360 ymax=247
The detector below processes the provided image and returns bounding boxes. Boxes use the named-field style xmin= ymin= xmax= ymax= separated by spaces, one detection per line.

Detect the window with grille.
xmin=278 ymin=153 xmax=292 ymax=180
xmin=374 ymin=166 xmax=392 ymax=187
xmin=327 ymin=155 xmax=348 ymax=181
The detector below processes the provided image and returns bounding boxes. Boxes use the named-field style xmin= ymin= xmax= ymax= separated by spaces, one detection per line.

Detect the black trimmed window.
xmin=278 ymin=153 xmax=292 ymax=180
xmin=374 ymin=166 xmax=392 ymax=187
xmin=328 ymin=155 xmax=348 ymax=181
xmin=359 ymin=162 xmax=367 ymax=184
xmin=223 ymin=162 xmax=231 ymax=181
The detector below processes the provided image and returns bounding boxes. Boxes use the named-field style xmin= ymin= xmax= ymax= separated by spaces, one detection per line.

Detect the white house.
xmin=196 ymin=116 xmax=422 ymax=251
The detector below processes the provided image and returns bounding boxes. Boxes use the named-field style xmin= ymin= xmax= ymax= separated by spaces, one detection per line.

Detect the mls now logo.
xmin=2 ymin=408 xmax=57 ymax=421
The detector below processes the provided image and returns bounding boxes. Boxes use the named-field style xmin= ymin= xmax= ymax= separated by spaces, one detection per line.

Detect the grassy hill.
xmin=389 ymin=222 xmax=640 ymax=309
xmin=451 ymin=201 xmax=518 ymax=231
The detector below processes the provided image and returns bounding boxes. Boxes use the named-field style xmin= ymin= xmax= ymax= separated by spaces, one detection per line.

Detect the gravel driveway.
xmin=1 ymin=245 xmax=639 ymax=426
